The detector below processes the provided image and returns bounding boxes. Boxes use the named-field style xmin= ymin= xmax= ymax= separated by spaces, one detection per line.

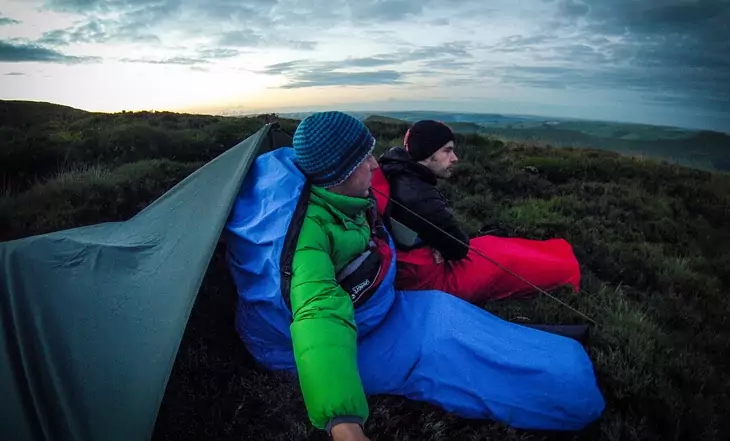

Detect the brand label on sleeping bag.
xmin=338 ymin=246 xmax=382 ymax=304
xmin=335 ymin=202 xmax=393 ymax=307
xmin=353 ymin=279 xmax=371 ymax=295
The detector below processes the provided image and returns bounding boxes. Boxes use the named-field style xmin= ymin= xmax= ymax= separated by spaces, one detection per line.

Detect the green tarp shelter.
xmin=0 ymin=124 xmax=292 ymax=441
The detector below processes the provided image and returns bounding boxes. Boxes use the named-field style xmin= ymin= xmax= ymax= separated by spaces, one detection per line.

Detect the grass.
xmin=2 ymin=102 xmax=729 ymax=441
xmin=0 ymin=159 xmax=203 ymax=242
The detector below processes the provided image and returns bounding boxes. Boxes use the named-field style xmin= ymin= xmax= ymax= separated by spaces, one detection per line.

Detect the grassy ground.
xmin=2 ymin=103 xmax=729 ymax=440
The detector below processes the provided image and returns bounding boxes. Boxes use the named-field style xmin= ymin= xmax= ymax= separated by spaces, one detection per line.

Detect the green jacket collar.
xmin=310 ymin=185 xmax=373 ymax=225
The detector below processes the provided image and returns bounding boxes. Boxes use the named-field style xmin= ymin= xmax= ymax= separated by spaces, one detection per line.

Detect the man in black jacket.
xmin=378 ymin=120 xmax=469 ymax=261
xmin=377 ymin=120 xmax=582 ymax=304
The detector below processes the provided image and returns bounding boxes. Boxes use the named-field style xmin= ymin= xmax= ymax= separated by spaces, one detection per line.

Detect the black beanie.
xmin=404 ymin=120 xmax=455 ymax=161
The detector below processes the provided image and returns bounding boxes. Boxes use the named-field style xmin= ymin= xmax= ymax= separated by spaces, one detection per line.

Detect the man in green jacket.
xmin=281 ymin=111 xmax=605 ymax=440
xmin=289 ymin=111 xmax=381 ymax=441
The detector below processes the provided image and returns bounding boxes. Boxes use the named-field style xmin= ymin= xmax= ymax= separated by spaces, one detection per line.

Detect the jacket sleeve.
xmin=402 ymin=185 xmax=470 ymax=260
xmin=289 ymin=216 xmax=369 ymax=431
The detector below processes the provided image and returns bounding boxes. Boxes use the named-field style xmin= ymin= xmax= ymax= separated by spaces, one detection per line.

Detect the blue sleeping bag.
xmin=222 ymin=147 xmax=605 ymax=431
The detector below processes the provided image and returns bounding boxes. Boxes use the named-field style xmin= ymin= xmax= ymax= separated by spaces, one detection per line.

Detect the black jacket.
xmin=378 ymin=146 xmax=469 ymax=260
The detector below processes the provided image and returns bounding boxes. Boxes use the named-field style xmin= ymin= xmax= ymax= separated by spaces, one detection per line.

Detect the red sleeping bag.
xmin=370 ymin=167 xmax=581 ymax=303
xmin=392 ymin=237 xmax=580 ymax=302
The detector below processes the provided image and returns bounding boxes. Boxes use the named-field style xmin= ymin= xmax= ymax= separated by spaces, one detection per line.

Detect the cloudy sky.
xmin=1 ymin=0 xmax=729 ymax=131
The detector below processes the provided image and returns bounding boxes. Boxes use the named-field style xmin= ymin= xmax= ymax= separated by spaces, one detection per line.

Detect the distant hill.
xmin=363 ymin=115 xmax=481 ymax=135
xmin=4 ymin=101 xmax=727 ymax=174
xmin=0 ymin=100 xmax=90 ymax=127
xmin=364 ymin=115 xmax=408 ymax=125
xmin=327 ymin=110 xmax=729 ymax=173
xmin=275 ymin=110 xmax=540 ymax=126
xmin=480 ymin=126 xmax=730 ymax=173
xmin=356 ymin=110 xmax=538 ymax=125
xmin=0 ymin=100 xmax=299 ymax=194
xmin=449 ymin=122 xmax=483 ymax=134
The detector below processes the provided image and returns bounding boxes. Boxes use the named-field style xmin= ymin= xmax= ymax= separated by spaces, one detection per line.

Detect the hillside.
xmin=0 ymin=100 xmax=300 ymax=195
xmin=1 ymin=101 xmax=729 ymax=441
xmin=364 ymin=114 xmax=407 ymax=125
xmin=316 ymin=110 xmax=730 ymax=173
xmin=0 ymin=99 xmax=90 ymax=127
xmin=480 ymin=126 xmax=730 ymax=172
xmin=365 ymin=114 xmax=482 ymax=134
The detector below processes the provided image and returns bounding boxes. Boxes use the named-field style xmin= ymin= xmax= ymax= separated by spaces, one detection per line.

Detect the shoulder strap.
xmin=280 ymin=180 xmax=312 ymax=311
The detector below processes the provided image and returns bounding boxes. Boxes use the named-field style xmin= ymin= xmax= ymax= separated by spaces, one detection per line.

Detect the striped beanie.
xmin=293 ymin=111 xmax=376 ymax=188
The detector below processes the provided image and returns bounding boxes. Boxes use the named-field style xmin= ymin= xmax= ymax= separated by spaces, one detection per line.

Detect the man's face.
xmin=420 ymin=141 xmax=458 ymax=179
xmin=331 ymin=153 xmax=378 ymax=198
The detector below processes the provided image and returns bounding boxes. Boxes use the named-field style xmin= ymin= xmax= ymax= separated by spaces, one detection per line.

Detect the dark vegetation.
xmin=2 ymin=100 xmax=729 ymax=440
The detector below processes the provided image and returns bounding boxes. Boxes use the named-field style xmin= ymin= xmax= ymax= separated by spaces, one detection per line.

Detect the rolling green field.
xmin=475 ymin=119 xmax=698 ymax=141
xmin=2 ymin=100 xmax=729 ymax=441
xmin=354 ymin=111 xmax=730 ymax=173
xmin=476 ymin=126 xmax=729 ymax=173
xmin=536 ymin=120 xmax=697 ymax=141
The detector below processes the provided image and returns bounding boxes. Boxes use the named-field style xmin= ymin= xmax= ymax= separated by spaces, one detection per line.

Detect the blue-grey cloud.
xmin=196 ymin=48 xmax=241 ymax=59
xmin=257 ymin=41 xmax=471 ymax=88
xmin=439 ymin=77 xmax=476 ymax=87
xmin=264 ymin=0 xmax=472 ymax=26
xmin=537 ymin=43 xmax=613 ymax=65
xmin=560 ymin=0 xmax=729 ymax=34
xmin=558 ymin=0 xmax=589 ymax=18
xmin=260 ymin=60 xmax=302 ymax=75
xmin=259 ymin=41 xmax=476 ymax=88
xmin=217 ymin=29 xmax=259 ymax=47
xmin=38 ymin=18 xmax=159 ymax=45
xmin=489 ymin=60 xmax=730 ymax=115
xmin=218 ymin=30 xmax=316 ymax=50
xmin=39 ymin=0 xmax=318 ymax=51
xmin=45 ymin=0 xmax=174 ymax=15
xmin=40 ymin=0 xmax=183 ymax=47
xmin=261 ymin=56 xmax=395 ymax=75
xmin=188 ymin=0 xmax=275 ymax=22
xmin=0 ymin=40 xmax=101 ymax=64
xmin=474 ymin=1 xmax=730 ymax=118
xmin=42 ymin=0 xmax=278 ymax=36
xmin=423 ymin=59 xmax=473 ymax=70
xmin=39 ymin=0 xmax=474 ymax=47
xmin=547 ymin=0 xmax=730 ymax=114
xmin=403 ymin=42 xmax=473 ymax=61
xmin=499 ymin=34 xmax=552 ymax=49
xmin=119 ymin=46 xmax=243 ymax=64
xmin=280 ymin=70 xmax=405 ymax=89
xmin=121 ymin=56 xmax=209 ymax=65
xmin=0 ymin=17 xmax=21 ymax=25
xmin=4 ymin=72 xmax=25 ymax=76
xmin=339 ymin=56 xmax=398 ymax=68
xmin=350 ymin=0 xmax=423 ymax=22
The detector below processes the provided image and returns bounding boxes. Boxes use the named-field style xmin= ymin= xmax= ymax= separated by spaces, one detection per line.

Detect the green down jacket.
xmin=289 ymin=185 xmax=373 ymax=431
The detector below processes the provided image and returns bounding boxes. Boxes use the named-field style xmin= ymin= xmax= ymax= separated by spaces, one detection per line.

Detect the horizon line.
xmin=3 ymin=98 xmax=727 ymax=134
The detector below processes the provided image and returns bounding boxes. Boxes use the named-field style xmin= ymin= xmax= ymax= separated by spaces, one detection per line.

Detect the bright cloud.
xmin=0 ymin=0 xmax=728 ymax=131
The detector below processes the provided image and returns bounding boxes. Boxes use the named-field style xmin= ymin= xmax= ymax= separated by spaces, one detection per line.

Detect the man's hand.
xmin=330 ymin=422 xmax=370 ymax=441
xmin=432 ymin=248 xmax=444 ymax=264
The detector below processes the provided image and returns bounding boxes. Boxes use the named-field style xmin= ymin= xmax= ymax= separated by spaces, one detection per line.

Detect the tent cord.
xmin=369 ymin=185 xmax=599 ymax=326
